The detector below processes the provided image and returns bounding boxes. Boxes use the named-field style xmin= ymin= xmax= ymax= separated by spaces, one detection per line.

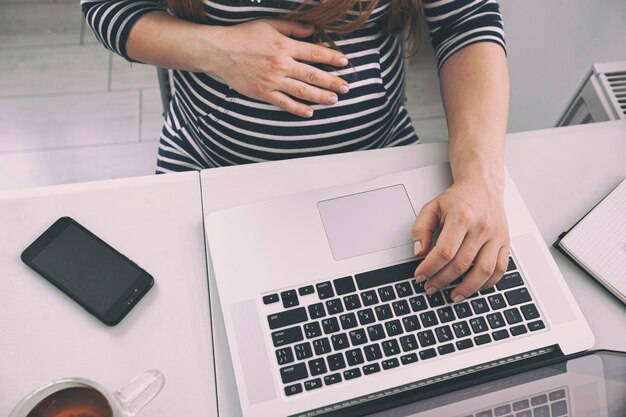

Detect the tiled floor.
xmin=0 ymin=0 xmax=446 ymax=191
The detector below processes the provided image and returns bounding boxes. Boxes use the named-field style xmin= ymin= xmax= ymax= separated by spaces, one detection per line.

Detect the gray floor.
xmin=0 ymin=0 xmax=447 ymax=191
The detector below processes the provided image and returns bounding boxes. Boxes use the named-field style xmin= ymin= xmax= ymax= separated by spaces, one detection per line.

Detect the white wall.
xmin=499 ymin=0 xmax=626 ymax=132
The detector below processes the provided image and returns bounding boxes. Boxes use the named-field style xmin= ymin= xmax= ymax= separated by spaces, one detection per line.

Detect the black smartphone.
xmin=21 ymin=216 xmax=154 ymax=326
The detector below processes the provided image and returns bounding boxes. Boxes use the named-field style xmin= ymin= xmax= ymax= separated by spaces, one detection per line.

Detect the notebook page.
xmin=561 ymin=180 xmax=626 ymax=296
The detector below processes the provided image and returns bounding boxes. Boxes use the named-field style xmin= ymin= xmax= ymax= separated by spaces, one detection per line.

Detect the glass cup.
xmin=9 ymin=370 xmax=165 ymax=417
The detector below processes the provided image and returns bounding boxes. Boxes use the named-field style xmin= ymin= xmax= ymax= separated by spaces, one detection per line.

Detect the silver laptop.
xmin=204 ymin=163 xmax=594 ymax=417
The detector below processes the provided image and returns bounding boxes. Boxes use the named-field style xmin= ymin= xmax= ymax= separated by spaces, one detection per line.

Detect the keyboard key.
xmin=276 ymin=347 xmax=295 ymax=365
xmin=435 ymin=325 xmax=454 ymax=343
xmin=326 ymin=298 xmax=344 ymax=315
xmin=316 ymin=282 xmax=335 ymax=299
xmin=322 ymin=317 xmax=340 ymax=334
xmin=487 ymin=294 xmax=507 ymax=310
xmin=456 ymin=338 xmax=473 ymax=350
xmin=363 ymin=363 xmax=381 ymax=375
xmin=504 ymin=307 xmax=523 ymax=324
xmin=412 ymin=280 xmax=426 ymax=293
xmin=513 ymin=399 xmax=530 ymax=411
xmin=437 ymin=343 xmax=455 ymax=355
xmin=487 ymin=312 xmax=506 ymax=329
xmin=382 ymin=358 xmax=400 ymax=369
xmin=507 ymin=257 xmax=517 ymax=272
xmin=308 ymin=303 xmax=326 ymax=320
xmin=528 ymin=320 xmax=545 ymax=332
xmin=454 ymin=302 xmax=473 ymax=318
xmin=551 ymin=400 xmax=568 ymax=417
xmin=280 ymin=363 xmax=308 ymax=384
xmin=419 ymin=311 xmax=439 ymax=327
xmin=378 ymin=286 xmax=396 ymax=302
xmin=480 ymin=287 xmax=496 ymax=295
xmin=510 ymin=324 xmax=528 ymax=336
xmin=437 ymin=306 xmax=456 ymax=323
xmin=496 ymin=271 xmax=524 ymax=290
xmin=401 ymin=353 xmax=418 ymax=365
xmin=452 ymin=321 xmax=471 ymax=338
xmin=549 ymin=389 xmax=566 ymax=401
xmin=419 ymin=348 xmax=437 ymax=360
xmin=531 ymin=394 xmax=548 ymax=406
xmin=308 ymin=358 xmax=328 ymax=376
xmin=382 ymin=339 xmax=401 ymax=356
xmin=470 ymin=317 xmax=489 ymax=333
xmin=494 ymin=404 xmax=511 ymax=416
xmin=392 ymin=300 xmax=411 ymax=316
xmin=534 ymin=405 xmax=550 ymax=417
xmin=361 ymin=290 xmax=379 ymax=306
xmin=304 ymin=378 xmax=323 ymax=391
xmin=343 ymin=294 xmax=361 ymax=311
xmin=402 ymin=315 xmax=421 ymax=332
xmin=340 ymin=313 xmax=358 ymax=330
xmin=417 ymin=330 xmax=436 ymax=347
xmin=324 ymin=373 xmax=342 ymax=386
xmin=349 ymin=328 xmax=368 ymax=346
xmin=263 ymin=293 xmax=279 ymax=304
xmin=285 ymin=383 xmax=302 ymax=396
xmin=345 ymin=348 xmax=365 ymax=366
xmin=355 ymin=260 xmax=420 ymax=290
xmin=492 ymin=329 xmax=510 ymax=340
xmin=313 ymin=338 xmax=331 ymax=355
xmin=357 ymin=308 xmax=376 ymax=325
xmin=427 ymin=292 xmax=446 ymax=308
xmin=474 ymin=334 xmax=492 ymax=345
xmin=343 ymin=368 xmax=362 ymax=380
xmin=304 ymin=322 xmax=322 ymax=339
xmin=442 ymin=288 xmax=454 ymax=303
xmin=333 ymin=276 xmax=356 ymax=295
xmin=504 ymin=287 xmax=532 ymax=305
xmin=327 ymin=353 xmax=346 ymax=371
xmin=521 ymin=303 xmax=540 ymax=320
xmin=294 ymin=342 xmax=313 ymax=360
xmin=267 ymin=307 xmax=308 ymax=330
xmin=364 ymin=343 xmax=383 ymax=361
xmin=375 ymin=304 xmax=394 ymax=321
xmin=281 ymin=290 xmax=299 ymax=308
xmin=410 ymin=295 xmax=428 ymax=312
xmin=399 ymin=334 xmax=418 ymax=351
xmin=476 ymin=411 xmax=493 ymax=417
xmin=331 ymin=333 xmax=350 ymax=350
xmin=395 ymin=281 xmax=414 ymax=298
xmin=471 ymin=298 xmax=490 ymax=314
xmin=367 ymin=324 xmax=386 ymax=341
xmin=298 ymin=285 xmax=314 ymax=296
xmin=272 ymin=326 xmax=304 ymax=347
xmin=385 ymin=319 xmax=404 ymax=337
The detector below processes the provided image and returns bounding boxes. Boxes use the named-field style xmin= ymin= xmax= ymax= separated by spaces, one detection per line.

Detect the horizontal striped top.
xmin=82 ymin=0 xmax=505 ymax=172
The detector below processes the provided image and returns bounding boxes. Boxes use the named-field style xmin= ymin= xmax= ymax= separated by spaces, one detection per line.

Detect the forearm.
xmin=439 ymin=42 xmax=509 ymax=191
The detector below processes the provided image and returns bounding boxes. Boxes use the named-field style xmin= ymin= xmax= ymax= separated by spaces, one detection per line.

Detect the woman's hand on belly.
xmin=207 ymin=19 xmax=350 ymax=118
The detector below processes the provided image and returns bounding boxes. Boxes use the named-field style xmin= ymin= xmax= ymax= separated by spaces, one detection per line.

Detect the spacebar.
xmin=355 ymin=260 xmax=421 ymax=290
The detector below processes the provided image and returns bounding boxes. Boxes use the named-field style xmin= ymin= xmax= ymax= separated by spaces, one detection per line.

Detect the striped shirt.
xmin=82 ymin=0 xmax=505 ymax=172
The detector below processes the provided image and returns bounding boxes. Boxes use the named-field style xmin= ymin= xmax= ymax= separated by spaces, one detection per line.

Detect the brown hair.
xmin=167 ymin=0 xmax=423 ymax=56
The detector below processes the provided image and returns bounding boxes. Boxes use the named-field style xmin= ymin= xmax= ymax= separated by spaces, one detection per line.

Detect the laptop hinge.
xmin=290 ymin=344 xmax=564 ymax=417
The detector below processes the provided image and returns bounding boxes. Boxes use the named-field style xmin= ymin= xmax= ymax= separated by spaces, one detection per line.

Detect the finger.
xmin=414 ymin=215 xmax=468 ymax=284
xmin=282 ymin=79 xmax=338 ymax=105
xmin=265 ymin=91 xmax=313 ymax=118
xmin=268 ymin=19 xmax=316 ymax=39
xmin=479 ymin=245 xmax=509 ymax=290
xmin=411 ymin=201 xmax=439 ymax=258
xmin=292 ymin=42 xmax=349 ymax=67
xmin=451 ymin=240 xmax=501 ymax=302
xmin=291 ymin=62 xmax=349 ymax=95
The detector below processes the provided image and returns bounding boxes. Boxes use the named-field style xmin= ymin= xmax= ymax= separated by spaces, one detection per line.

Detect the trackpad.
xmin=318 ymin=185 xmax=416 ymax=261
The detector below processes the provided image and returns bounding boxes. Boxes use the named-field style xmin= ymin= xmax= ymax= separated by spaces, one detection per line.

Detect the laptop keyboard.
xmin=263 ymin=255 xmax=546 ymax=397
xmin=457 ymin=387 xmax=569 ymax=417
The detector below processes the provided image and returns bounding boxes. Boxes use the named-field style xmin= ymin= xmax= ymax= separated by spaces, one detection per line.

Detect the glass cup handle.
xmin=113 ymin=370 xmax=165 ymax=417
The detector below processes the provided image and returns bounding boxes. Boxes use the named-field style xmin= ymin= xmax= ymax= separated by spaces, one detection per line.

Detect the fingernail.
xmin=338 ymin=84 xmax=349 ymax=94
xmin=453 ymin=295 xmax=465 ymax=303
xmin=327 ymin=95 xmax=337 ymax=105
xmin=304 ymin=109 xmax=313 ymax=118
xmin=415 ymin=275 xmax=427 ymax=283
xmin=414 ymin=241 xmax=422 ymax=256
xmin=425 ymin=286 xmax=438 ymax=296
xmin=338 ymin=57 xmax=349 ymax=66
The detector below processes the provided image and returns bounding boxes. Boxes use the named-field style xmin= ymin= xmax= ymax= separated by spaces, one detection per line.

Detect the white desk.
xmin=201 ymin=120 xmax=626 ymax=417
xmin=0 ymin=173 xmax=217 ymax=416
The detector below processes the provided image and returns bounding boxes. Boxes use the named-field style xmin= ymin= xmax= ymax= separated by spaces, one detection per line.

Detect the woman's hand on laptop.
xmin=411 ymin=178 xmax=510 ymax=303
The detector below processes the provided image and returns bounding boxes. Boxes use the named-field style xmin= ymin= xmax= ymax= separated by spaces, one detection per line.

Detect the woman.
xmin=82 ymin=0 xmax=510 ymax=301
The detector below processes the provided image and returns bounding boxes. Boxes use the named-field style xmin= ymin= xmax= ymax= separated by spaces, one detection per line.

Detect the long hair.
xmin=167 ymin=0 xmax=423 ymax=57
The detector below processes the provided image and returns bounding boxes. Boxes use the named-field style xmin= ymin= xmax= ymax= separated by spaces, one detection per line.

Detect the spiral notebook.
xmin=554 ymin=179 xmax=626 ymax=304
